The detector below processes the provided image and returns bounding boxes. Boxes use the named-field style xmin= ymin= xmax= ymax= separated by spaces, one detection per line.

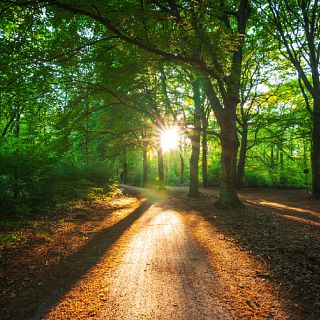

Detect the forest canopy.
xmin=0 ymin=0 xmax=319 ymax=212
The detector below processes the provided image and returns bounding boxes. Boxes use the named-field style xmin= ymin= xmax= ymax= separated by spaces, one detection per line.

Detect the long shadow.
xmin=133 ymin=186 xmax=320 ymax=319
xmin=242 ymin=197 xmax=320 ymax=225
xmin=174 ymin=194 xmax=320 ymax=319
xmin=11 ymin=199 xmax=153 ymax=320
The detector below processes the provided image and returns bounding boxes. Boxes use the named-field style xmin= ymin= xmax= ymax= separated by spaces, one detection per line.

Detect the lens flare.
xmin=160 ymin=127 xmax=179 ymax=151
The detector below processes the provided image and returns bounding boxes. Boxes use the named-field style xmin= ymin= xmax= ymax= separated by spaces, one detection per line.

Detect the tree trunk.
xmin=202 ymin=117 xmax=208 ymax=187
xmin=142 ymin=143 xmax=148 ymax=187
xmin=173 ymin=153 xmax=179 ymax=177
xmin=2 ymin=116 xmax=15 ymax=137
xmin=188 ymin=80 xmax=201 ymax=197
xmin=84 ymin=104 xmax=89 ymax=165
xmin=303 ymin=139 xmax=307 ymax=168
xmin=280 ymin=152 xmax=284 ymax=169
xmin=165 ymin=155 xmax=170 ymax=181
xmin=271 ymin=147 xmax=274 ymax=168
xmin=189 ymin=133 xmax=200 ymax=197
xmin=202 ymin=0 xmax=250 ymax=206
xmin=157 ymin=143 xmax=165 ymax=189
xmin=179 ymin=145 xmax=184 ymax=185
xmin=218 ymin=111 xmax=241 ymax=207
xmin=12 ymin=113 xmax=20 ymax=200
xmin=121 ymin=161 xmax=128 ymax=185
xmin=237 ymin=123 xmax=247 ymax=190
xmin=312 ymin=101 xmax=320 ymax=198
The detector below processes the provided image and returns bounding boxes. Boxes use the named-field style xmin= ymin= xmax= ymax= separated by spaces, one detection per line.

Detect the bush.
xmin=0 ymin=142 xmax=116 ymax=215
xmin=243 ymin=171 xmax=271 ymax=187
xmin=207 ymin=162 xmax=220 ymax=186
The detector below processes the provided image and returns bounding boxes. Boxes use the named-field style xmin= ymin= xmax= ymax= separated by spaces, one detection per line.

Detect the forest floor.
xmin=0 ymin=186 xmax=319 ymax=319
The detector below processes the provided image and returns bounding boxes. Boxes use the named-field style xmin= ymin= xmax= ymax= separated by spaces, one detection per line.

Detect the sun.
xmin=160 ymin=127 xmax=179 ymax=151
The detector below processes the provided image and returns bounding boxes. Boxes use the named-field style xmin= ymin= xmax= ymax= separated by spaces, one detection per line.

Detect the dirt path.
xmin=5 ymin=187 xmax=311 ymax=319
xmin=99 ymin=202 xmax=233 ymax=320
xmin=43 ymin=190 xmax=287 ymax=319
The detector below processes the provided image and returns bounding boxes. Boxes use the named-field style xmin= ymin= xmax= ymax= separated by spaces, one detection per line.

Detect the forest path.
xmin=98 ymin=201 xmax=232 ymax=320
xmin=39 ymin=187 xmax=288 ymax=319
xmin=3 ymin=187 xmax=317 ymax=319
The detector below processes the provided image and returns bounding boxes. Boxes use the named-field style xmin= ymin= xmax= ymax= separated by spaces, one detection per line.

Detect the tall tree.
xmin=31 ymin=0 xmax=251 ymax=206
xmin=201 ymin=100 xmax=211 ymax=188
xmin=262 ymin=0 xmax=320 ymax=198
xmin=188 ymin=77 xmax=202 ymax=197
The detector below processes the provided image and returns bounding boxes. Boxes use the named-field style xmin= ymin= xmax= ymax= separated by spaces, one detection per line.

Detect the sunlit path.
xmin=6 ymin=191 xmax=290 ymax=320
xmin=99 ymin=203 xmax=234 ymax=320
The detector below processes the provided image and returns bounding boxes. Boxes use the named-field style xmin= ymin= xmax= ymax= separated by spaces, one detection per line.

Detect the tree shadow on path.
xmin=16 ymin=199 xmax=153 ymax=320
xmin=172 ymin=188 xmax=320 ymax=320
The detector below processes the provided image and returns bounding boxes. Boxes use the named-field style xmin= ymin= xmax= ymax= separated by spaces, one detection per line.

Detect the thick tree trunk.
xmin=189 ymin=132 xmax=200 ymax=197
xmin=218 ymin=111 xmax=241 ymax=207
xmin=236 ymin=123 xmax=247 ymax=190
xmin=157 ymin=143 xmax=165 ymax=189
xmin=188 ymin=80 xmax=201 ymax=197
xmin=203 ymin=0 xmax=250 ymax=207
xmin=202 ymin=118 xmax=208 ymax=187
xmin=312 ymin=101 xmax=320 ymax=198
xmin=142 ymin=143 xmax=148 ymax=187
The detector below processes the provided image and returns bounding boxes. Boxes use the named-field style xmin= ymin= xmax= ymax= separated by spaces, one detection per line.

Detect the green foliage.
xmin=207 ymin=162 xmax=221 ymax=186
xmin=0 ymin=141 xmax=116 ymax=214
xmin=0 ymin=0 xmax=316 ymax=212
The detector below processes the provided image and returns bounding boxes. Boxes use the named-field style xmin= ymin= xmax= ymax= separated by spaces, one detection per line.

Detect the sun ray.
xmin=160 ymin=127 xmax=179 ymax=151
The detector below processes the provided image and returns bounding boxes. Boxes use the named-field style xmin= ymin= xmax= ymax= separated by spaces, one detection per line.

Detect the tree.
xmin=262 ymin=0 xmax=320 ymax=198
xmin=26 ymin=0 xmax=250 ymax=206
xmin=201 ymin=100 xmax=211 ymax=188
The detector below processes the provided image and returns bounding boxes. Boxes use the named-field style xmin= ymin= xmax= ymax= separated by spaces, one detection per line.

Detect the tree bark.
xmin=157 ymin=143 xmax=165 ymax=189
xmin=237 ymin=123 xmax=247 ymax=190
xmin=303 ymin=139 xmax=307 ymax=169
xmin=280 ymin=151 xmax=284 ymax=169
xmin=179 ymin=144 xmax=184 ymax=185
xmin=271 ymin=147 xmax=274 ymax=168
xmin=142 ymin=143 xmax=148 ymax=187
xmin=84 ymin=105 xmax=89 ymax=165
xmin=188 ymin=79 xmax=201 ymax=197
xmin=202 ymin=116 xmax=208 ymax=187
xmin=2 ymin=116 xmax=15 ymax=137
xmin=204 ymin=82 xmax=242 ymax=207
xmin=121 ymin=161 xmax=128 ymax=184
xmin=189 ymin=133 xmax=200 ymax=197
xmin=13 ymin=113 xmax=20 ymax=200
xmin=218 ymin=110 xmax=241 ymax=207
xmin=203 ymin=0 xmax=250 ymax=207
xmin=312 ymin=101 xmax=320 ymax=198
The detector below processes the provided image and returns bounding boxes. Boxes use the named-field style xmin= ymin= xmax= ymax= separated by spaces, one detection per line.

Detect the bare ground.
xmin=0 ymin=186 xmax=319 ymax=319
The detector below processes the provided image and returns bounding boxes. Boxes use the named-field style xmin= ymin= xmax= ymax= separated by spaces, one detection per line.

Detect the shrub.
xmin=0 ymin=142 xmax=116 ymax=215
